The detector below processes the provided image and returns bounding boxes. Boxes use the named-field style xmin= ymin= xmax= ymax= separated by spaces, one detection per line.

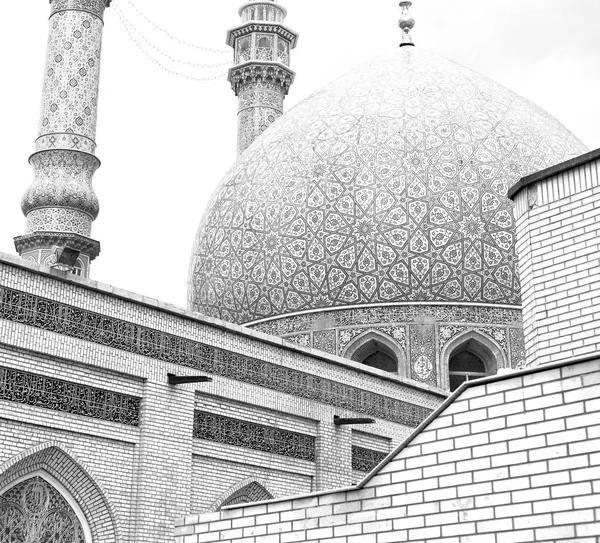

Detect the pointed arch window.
xmin=0 ymin=474 xmax=91 ymax=543
xmin=217 ymin=481 xmax=273 ymax=510
xmin=344 ymin=332 xmax=404 ymax=374
xmin=256 ymin=34 xmax=274 ymax=61
xmin=236 ymin=36 xmax=252 ymax=63
xmin=446 ymin=335 xmax=501 ymax=392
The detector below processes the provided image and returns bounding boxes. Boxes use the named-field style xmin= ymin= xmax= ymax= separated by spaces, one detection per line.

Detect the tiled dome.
xmin=189 ymin=47 xmax=587 ymax=325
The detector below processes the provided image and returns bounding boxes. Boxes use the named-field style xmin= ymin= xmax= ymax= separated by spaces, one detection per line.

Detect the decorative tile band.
xmin=193 ymin=411 xmax=315 ymax=462
xmin=352 ymin=446 xmax=388 ymax=473
xmin=0 ymin=286 xmax=433 ymax=427
xmin=0 ymin=366 xmax=140 ymax=426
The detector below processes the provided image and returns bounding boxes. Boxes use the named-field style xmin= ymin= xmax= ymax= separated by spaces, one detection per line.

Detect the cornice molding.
xmin=14 ymin=232 xmax=101 ymax=260
xmin=229 ymin=62 xmax=296 ymax=95
xmin=226 ymin=23 xmax=299 ymax=48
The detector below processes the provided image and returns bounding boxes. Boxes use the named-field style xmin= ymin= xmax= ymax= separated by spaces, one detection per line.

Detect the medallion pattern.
xmin=0 ymin=477 xmax=86 ymax=543
xmin=190 ymin=48 xmax=587 ymax=324
xmin=409 ymin=322 xmax=436 ymax=384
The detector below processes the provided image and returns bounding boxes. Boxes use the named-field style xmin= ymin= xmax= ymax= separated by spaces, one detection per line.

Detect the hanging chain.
xmin=121 ymin=0 xmax=231 ymax=55
xmin=115 ymin=5 xmax=232 ymax=69
xmin=114 ymin=6 xmax=229 ymax=82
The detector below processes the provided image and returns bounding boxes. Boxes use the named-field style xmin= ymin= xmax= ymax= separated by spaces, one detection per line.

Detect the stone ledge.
xmin=508 ymin=147 xmax=600 ymax=200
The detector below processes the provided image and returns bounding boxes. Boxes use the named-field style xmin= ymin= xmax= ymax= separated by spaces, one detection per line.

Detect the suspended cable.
xmin=115 ymin=8 xmax=228 ymax=82
xmin=121 ymin=0 xmax=230 ymax=55
xmin=115 ymin=5 xmax=232 ymax=69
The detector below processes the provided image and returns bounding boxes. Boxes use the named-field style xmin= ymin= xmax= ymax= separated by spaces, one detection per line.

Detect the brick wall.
xmin=0 ymin=253 xmax=445 ymax=542
xmin=176 ymin=358 xmax=600 ymax=542
xmin=511 ymin=152 xmax=600 ymax=366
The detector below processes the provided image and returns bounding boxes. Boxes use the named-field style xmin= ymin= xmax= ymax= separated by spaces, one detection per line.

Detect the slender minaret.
xmin=14 ymin=0 xmax=111 ymax=278
xmin=227 ymin=0 xmax=299 ymax=155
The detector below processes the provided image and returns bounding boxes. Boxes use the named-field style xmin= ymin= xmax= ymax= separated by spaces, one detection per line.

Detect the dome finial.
xmin=399 ymin=1 xmax=415 ymax=47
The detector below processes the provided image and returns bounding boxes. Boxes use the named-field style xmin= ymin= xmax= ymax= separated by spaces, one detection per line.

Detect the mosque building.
xmin=1 ymin=0 xmax=599 ymax=542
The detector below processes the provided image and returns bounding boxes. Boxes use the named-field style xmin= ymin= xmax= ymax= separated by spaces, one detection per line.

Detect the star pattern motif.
xmin=189 ymin=48 xmax=587 ymax=324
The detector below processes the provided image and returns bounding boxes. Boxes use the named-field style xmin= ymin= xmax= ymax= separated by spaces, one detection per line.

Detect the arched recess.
xmin=441 ymin=330 xmax=505 ymax=392
xmin=0 ymin=470 xmax=92 ymax=542
xmin=0 ymin=442 xmax=121 ymax=542
xmin=209 ymin=478 xmax=274 ymax=512
xmin=342 ymin=330 xmax=406 ymax=375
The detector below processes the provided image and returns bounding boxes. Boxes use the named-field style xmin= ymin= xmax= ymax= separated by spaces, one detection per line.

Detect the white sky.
xmin=1 ymin=0 xmax=599 ymax=308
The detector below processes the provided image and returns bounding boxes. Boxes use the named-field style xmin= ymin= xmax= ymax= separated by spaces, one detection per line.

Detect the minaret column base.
xmin=14 ymin=232 xmax=101 ymax=278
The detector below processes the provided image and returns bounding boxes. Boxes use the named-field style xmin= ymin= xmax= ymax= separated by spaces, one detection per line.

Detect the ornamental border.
xmin=0 ymin=366 xmax=140 ymax=426
xmin=0 ymin=286 xmax=432 ymax=428
xmin=351 ymin=445 xmax=388 ymax=473
xmin=193 ymin=411 xmax=315 ymax=462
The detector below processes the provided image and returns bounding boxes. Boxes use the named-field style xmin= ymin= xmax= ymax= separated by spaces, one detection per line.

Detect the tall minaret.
xmin=14 ymin=0 xmax=111 ymax=278
xmin=227 ymin=0 xmax=298 ymax=155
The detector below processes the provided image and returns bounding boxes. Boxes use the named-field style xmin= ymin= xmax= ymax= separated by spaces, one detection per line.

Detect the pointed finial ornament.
xmin=399 ymin=1 xmax=415 ymax=47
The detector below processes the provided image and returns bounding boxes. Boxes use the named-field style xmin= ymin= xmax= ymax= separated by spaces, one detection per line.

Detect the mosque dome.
xmin=189 ymin=47 xmax=587 ymax=326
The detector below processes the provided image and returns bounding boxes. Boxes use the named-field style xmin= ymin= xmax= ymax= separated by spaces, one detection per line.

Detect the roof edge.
xmin=0 ymin=251 xmax=447 ymax=398
xmin=357 ymin=353 xmax=600 ymax=488
xmin=508 ymin=147 xmax=600 ymax=200
xmin=179 ymin=354 xmax=598 ymax=521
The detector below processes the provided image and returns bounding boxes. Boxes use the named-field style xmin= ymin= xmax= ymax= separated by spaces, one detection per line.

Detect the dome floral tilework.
xmin=190 ymin=47 xmax=587 ymax=324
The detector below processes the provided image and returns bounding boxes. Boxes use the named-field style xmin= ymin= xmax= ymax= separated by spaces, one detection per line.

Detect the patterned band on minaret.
xmin=14 ymin=0 xmax=110 ymax=278
xmin=227 ymin=1 xmax=299 ymax=156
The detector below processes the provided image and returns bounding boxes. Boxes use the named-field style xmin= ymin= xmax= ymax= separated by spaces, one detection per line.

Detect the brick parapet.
xmin=0 ymin=250 xmax=445 ymax=401
xmin=0 ymin=252 xmax=444 ymax=540
xmin=175 ymin=357 xmax=600 ymax=542
xmin=510 ymin=152 xmax=600 ymax=366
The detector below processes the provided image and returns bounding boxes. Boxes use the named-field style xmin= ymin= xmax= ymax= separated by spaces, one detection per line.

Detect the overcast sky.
xmin=1 ymin=0 xmax=599 ymax=308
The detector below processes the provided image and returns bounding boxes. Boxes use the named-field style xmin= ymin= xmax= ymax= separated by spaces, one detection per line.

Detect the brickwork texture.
xmin=176 ymin=358 xmax=600 ymax=543
xmin=0 ymin=253 xmax=444 ymax=542
xmin=512 ymin=155 xmax=600 ymax=366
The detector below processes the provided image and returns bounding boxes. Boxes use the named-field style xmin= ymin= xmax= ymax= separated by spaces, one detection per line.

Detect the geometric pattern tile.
xmin=189 ymin=48 xmax=587 ymax=324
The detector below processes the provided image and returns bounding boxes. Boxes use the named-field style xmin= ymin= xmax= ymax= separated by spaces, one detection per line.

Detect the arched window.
xmin=214 ymin=481 xmax=273 ymax=511
xmin=343 ymin=332 xmax=404 ymax=374
xmin=0 ymin=473 xmax=91 ymax=543
xmin=449 ymin=345 xmax=488 ymax=391
xmin=445 ymin=334 xmax=502 ymax=392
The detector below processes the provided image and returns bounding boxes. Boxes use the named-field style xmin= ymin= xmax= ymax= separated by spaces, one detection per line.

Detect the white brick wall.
xmin=512 ymin=155 xmax=600 ymax=365
xmin=176 ymin=359 xmax=600 ymax=542
xmin=0 ymin=254 xmax=445 ymax=542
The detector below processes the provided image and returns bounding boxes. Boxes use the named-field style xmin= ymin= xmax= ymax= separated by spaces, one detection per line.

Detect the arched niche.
xmin=209 ymin=478 xmax=274 ymax=512
xmin=442 ymin=330 xmax=505 ymax=391
xmin=0 ymin=442 xmax=120 ymax=542
xmin=0 ymin=471 xmax=92 ymax=543
xmin=342 ymin=331 xmax=405 ymax=375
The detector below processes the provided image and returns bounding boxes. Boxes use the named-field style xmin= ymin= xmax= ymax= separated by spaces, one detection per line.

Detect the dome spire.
xmin=399 ymin=1 xmax=415 ymax=47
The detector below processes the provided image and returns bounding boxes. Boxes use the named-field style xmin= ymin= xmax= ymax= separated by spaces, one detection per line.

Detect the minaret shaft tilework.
xmin=227 ymin=1 xmax=298 ymax=156
xmin=15 ymin=0 xmax=110 ymax=278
